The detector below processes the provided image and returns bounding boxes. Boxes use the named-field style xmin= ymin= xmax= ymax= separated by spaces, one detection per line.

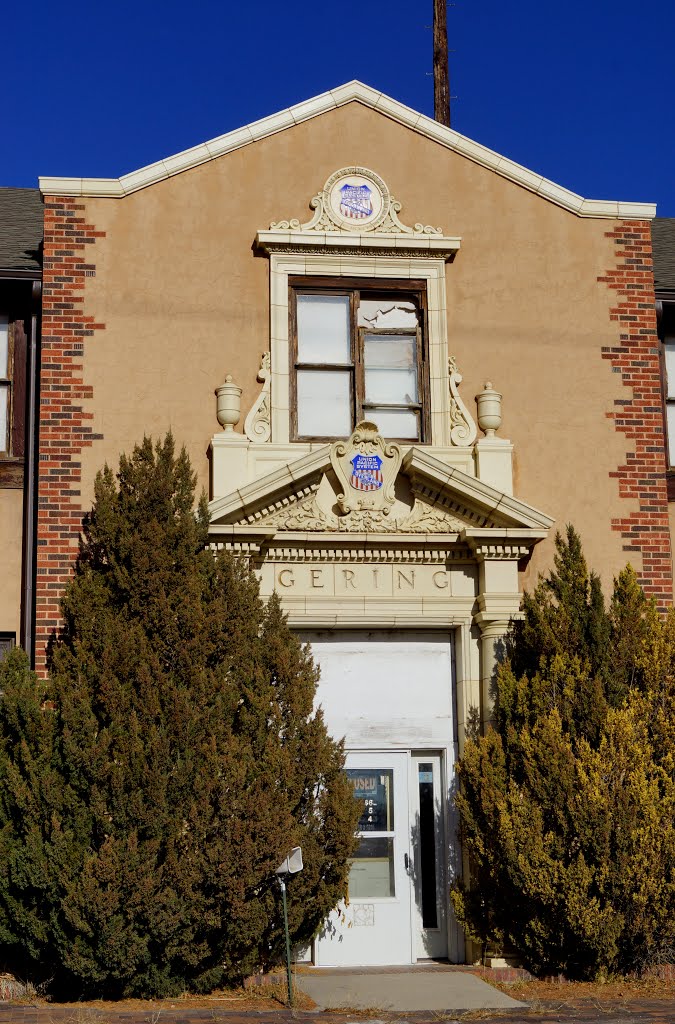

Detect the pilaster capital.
xmin=474 ymin=613 xmax=513 ymax=639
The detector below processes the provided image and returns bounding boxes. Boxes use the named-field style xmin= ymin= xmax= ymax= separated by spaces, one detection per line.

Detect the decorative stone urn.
xmin=216 ymin=375 xmax=242 ymax=432
xmin=476 ymin=382 xmax=502 ymax=437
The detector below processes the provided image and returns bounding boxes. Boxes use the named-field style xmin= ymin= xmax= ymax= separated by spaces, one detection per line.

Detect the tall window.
xmin=0 ymin=633 xmax=15 ymax=663
xmin=291 ymin=281 xmax=428 ymax=442
xmin=0 ymin=315 xmax=10 ymax=455
xmin=665 ymin=337 xmax=675 ymax=466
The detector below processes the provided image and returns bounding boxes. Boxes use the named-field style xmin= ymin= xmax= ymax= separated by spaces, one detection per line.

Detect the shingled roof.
xmin=0 ymin=188 xmax=43 ymax=274
xmin=652 ymin=218 xmax=675 ymax=294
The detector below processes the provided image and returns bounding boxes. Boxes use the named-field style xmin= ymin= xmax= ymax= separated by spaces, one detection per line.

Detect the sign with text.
xmin=346 ymin=769 xmax=394 ymax=832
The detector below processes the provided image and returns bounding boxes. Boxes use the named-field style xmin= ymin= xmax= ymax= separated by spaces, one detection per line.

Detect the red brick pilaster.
xmin=36 ymin=198 xmax=105 ymax=674
xmin=600 ymin=220 xmax=673 ymax=608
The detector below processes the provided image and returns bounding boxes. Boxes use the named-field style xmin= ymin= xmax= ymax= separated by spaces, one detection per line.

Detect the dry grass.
xmin=493 ymin=972 xmax=675 ymax=1009
xmin=19 ymin=980 xmax=316 ymax=1013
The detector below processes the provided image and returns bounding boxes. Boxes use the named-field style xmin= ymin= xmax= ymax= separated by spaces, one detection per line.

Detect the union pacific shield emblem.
xmin=339 ymin=183 xmax=373 ymax=220
xmin=350 ymin=454 xmax=383 ymax=491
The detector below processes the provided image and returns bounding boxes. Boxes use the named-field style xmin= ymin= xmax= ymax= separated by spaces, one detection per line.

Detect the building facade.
xmin=1 ymin=82 xmax=672 ymax=964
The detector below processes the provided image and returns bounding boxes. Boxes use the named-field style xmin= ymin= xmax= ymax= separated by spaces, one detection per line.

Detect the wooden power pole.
xmin=433 ymin=0 xmax=451 ymax=127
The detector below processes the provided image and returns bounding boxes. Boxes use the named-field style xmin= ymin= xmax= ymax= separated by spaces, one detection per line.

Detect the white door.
xmin=315 ymin=751 xmax=413 ymax=965
xmin=411 ymin=753 xmax=448 ymax=959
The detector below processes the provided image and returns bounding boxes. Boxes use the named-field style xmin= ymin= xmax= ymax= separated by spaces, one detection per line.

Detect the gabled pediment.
xmin=39 ymin=82 xmax=655 ymax=221
xmin=208 ymin=427 xmax=553 ymax=550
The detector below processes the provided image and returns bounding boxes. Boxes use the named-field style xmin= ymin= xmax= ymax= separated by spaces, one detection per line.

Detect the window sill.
xmin=0 ymin=459 xmax=24 ymax=489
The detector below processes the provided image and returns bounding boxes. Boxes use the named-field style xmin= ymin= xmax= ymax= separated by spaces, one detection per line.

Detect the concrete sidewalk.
xmin=293 ymin=965 xmax=526 ymax=1011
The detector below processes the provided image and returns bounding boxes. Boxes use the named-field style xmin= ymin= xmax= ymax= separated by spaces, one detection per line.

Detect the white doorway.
xmin=304 ymin=631 xmax=457 ymax=967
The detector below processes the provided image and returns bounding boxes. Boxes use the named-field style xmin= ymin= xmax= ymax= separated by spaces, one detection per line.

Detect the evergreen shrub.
xmin=451 ymin=526 xmax=675 ymax=978
xmin=0 ymin=435 xmax=359 ymax=997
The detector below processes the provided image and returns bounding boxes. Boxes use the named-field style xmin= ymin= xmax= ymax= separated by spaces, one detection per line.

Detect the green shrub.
xmin=0 ymin=435 xmax=358 ymax=997
xmin=452 ymin=527 xmax=675 ymax=977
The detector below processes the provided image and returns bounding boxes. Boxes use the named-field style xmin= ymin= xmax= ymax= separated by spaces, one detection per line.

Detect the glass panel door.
xmin=411 ymin=753 xmax=447 ymax=960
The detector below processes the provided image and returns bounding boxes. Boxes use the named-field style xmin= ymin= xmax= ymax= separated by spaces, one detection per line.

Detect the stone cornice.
xmin=39 ymin=81 xmax=656 ymax=219
xmin=255 ymin=230 xmax=460 ymax=260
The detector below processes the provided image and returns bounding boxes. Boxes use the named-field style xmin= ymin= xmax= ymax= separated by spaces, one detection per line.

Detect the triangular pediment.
xmin=208 ymin=441 xmax=553 ymax=546
xmin=39 ymin=82 xmax=654 ymax=221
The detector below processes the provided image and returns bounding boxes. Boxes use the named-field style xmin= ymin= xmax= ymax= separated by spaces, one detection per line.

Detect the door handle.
xmin=404 ymin=852 xmax=410 ymax=872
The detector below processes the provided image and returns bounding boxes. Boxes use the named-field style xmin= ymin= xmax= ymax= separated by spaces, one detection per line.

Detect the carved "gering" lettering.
xmin=273 ymin=565 xmax=452 ymax=596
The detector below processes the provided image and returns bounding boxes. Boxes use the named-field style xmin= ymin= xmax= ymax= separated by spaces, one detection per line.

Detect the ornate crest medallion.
xmin=350 ymin=453 xmax=383 ymax=492
xmin=338 ymin=182 xmax=373 ymax=220
xmin=326 ymin=168 xmax=387 ymax=231
xmin=330 ymin=421 xmax=402 ymax=517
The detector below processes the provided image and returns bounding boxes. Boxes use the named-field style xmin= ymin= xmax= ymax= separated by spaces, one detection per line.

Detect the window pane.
xmin=358 ymin=299 xmax=418 ymax=329
xmin=297 ymin=295 xmax=350 ymax=364
xmin=297 ymin=370 xmax=351 ymax=437
xmin=364 ymin=334 xmax=416 ymax=369
xmin=364 ymin=335 xmax=418 ymax=404
xmin=0 ymin=385 xmax=8 ymax=453
xmin=368 ymin=408 xmax=419 ymax=439
xmin=0 ymin=316 xmax=8 ymax=378
xmin=365 ymin=369 xmax=418 ymax=405
xmin=347 ymin=769 xmax=394 ymax=831
xmin=668 ymin=403 xmax=675 ymax=466
xmin=666 ymin=339 xmax=675 ymax=400
xmin=348 ymin=837 xmax=395 ymax=898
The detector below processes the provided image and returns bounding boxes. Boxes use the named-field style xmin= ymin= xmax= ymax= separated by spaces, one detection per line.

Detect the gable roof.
xmin=652 ymin=219 xmax=675 ymax=293
xmin=0 ymin=188 xmax=43 ymax=275
xmin=39 ymin=82 xmax=655 ymax=221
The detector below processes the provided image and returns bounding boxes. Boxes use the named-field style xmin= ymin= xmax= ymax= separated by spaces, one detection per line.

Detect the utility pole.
xmin=433 ymin=0 xmax=451 ymax=127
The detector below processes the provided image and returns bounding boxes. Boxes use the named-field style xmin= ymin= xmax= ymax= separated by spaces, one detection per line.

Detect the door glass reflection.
xmin=418 ymin=762 xmax=438 ymax=928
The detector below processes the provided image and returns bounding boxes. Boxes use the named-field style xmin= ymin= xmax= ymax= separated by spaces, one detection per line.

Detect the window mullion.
xmin=417 ymin=322 xmax=426 ymax=442
xmin=352 ymin=290 xmax=362 ymax=428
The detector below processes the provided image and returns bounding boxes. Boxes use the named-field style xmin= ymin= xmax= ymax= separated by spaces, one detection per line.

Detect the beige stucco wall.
xmin=0 ymin=489 xmax=23 ymax=639
xmin=77 ymin=100 xmax=633 ymax=593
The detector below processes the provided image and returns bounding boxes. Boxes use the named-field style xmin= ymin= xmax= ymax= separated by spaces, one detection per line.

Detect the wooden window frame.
xmin=0 ymin=632 xmax=15 ymax=664
xmin=289 ymin=277 xmax=430 ymax=443
xmin=0 ymin=314 xmax=26 ymax=461
xmin=0 ymin=314 xmax=13 ymax=459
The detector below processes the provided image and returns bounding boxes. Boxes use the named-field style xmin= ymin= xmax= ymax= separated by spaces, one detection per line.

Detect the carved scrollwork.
xmin=448 ymin=355 xmax=478 ymax=446
xmin=398 ymin=500 xmax=464 ymax=533
xmin=336 ymin=509 xmax=398 ymax=533
xmin=269 ymin=218 xmax=301 ymax=231
xmin=413 ymin=223 xmax=443 ymax=235
xmin=255 ymin=493 xmax=465 ymax=534
xmin=244 ymin=353 xmax=271 ymax=444
xmin=261 ymin=494 xmax=336 ymax=531
xmin=245 ymin=479 xmax=471 ymax=535
xmin=269 ymin=167 xmax=445 ymax=237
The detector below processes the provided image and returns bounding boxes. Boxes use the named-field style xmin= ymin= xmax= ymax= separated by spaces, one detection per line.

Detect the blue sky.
xmin=5 ymin=0 xmax=675 ymax=214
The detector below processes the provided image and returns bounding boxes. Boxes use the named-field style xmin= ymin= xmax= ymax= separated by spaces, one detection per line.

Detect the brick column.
xmin=600 ymin=220 xmax=673 ymax=609
xmin=36 ymin=197 xmax=105 ymax=674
